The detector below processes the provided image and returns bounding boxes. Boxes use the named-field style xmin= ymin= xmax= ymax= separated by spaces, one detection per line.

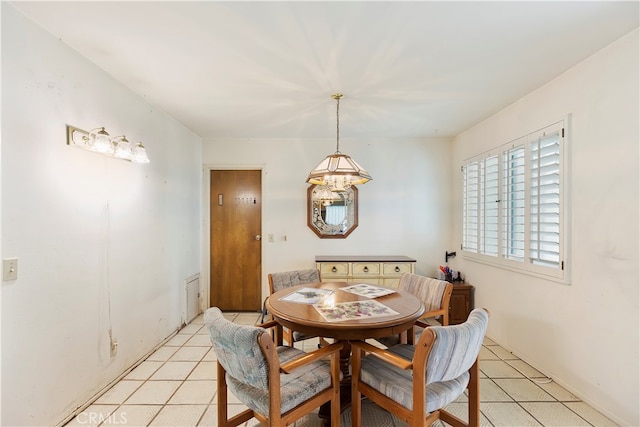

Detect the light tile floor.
xmin=66 ymin=312 xmax=618 ymax=427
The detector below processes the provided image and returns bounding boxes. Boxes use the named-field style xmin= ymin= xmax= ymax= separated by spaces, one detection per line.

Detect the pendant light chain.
xmin=335 ymin=94 xmax=341 ymax=153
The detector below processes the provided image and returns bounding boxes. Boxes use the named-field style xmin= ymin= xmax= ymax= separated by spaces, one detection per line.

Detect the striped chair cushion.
xmin=361 ymin=345 xmax=469 ymax=411
xmin=228 ymin=346 xmax=333 ymax=415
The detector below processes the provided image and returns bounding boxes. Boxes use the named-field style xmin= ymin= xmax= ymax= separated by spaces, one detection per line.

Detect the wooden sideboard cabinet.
xmin=448 ymin=283 xmax=474 ymax=325
xmin=316 ymin=255 xmax=416 ymax=288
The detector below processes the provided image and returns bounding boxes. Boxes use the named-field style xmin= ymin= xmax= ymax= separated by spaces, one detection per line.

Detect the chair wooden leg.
xmin=274 ymin=324 xmax=284 ymax=346
xmin=468 ymin=358 xmax=481 ymax=427
xmin=440 ymin=410 xmax=467 ymax=427
xmin=217 ymin=362 xmax=254 ymax=427
xmin=351 ymin=348 xmax=362 ymax=427
xmin=330 ymin=343 xmax=342 ymax=427
xmin=217 ymin=362 xmax=229 ymax=426
xmin=260 ymin=297 xmax=268 ymax=323
xmin=331 ymin=393 xmax=341 ymax=426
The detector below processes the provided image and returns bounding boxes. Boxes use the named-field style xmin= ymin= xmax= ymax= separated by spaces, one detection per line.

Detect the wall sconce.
xmin=66 ymin=125 xmax=150 ymax=163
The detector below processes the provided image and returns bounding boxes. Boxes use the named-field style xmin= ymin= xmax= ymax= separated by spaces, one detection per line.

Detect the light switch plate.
xmin=3 ymin=258 xmax=18 ymax=281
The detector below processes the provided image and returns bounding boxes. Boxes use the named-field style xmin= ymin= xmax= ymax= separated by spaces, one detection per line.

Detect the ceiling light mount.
xmin=306 ymin=93 xmax=371 ymax=192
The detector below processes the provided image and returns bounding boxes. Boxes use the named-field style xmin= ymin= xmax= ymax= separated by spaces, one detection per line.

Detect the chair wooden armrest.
xmin=350 ymin=341 xmax=413 ymax=370
xmin=280 ymin=342 xmax=343 ymax=374
xmin=256 ymin=319 xmax=279 ymax=329
xmin=422 ymin=308 xmax=446 ymax=320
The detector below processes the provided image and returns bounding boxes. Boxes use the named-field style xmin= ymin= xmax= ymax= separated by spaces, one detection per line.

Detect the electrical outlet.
xmin=268 ymin=234 xmax=274 ymax=243
xmin=110 ymin=339 xmax=118 ymax=357
xmin=3 ymin=258 xmax=18 ymax=281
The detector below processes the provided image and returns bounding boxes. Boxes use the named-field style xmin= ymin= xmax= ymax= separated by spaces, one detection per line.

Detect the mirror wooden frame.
xmin=307 ymin=185 xmax=358 ymax=239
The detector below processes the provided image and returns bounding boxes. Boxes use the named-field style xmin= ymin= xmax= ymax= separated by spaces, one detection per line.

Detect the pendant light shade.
xmin=306 ymin=93 xmax=371 ymax=191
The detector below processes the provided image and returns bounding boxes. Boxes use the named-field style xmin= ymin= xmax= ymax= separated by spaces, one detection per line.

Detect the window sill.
xmin=462 ymin=252 xmax=570 ymax=285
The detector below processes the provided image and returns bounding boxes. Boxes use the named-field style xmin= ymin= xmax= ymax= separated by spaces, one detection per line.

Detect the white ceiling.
xmin=12 ymin=1 xmax=639 ymax=139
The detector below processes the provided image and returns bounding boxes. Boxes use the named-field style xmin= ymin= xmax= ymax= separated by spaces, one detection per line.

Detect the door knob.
xmin=255 ymin=235 xmax=262 ymax=241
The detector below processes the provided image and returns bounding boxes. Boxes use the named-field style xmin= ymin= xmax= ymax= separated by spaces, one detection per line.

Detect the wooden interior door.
xmin=209 ymin=170 xmax=262 ymax=311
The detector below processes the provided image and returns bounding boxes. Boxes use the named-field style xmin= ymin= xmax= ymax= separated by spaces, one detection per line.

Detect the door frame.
xmin=201 ymin=164 xmax=266 ymax=313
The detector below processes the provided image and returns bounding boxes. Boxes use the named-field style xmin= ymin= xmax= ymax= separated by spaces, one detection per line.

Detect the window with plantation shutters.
xmin=461 ymin=119 xmax=568 ymax=282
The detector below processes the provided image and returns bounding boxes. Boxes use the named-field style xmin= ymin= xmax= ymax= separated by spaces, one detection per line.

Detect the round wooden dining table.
xmin=266 ymin=281 xmax=425 ymax=341
xmin=266 ymin=281 xmax=425 ymax=423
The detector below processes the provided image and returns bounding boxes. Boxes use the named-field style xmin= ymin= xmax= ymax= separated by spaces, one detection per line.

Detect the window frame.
xmin=461 ymin=118 xmax=570 ymax=284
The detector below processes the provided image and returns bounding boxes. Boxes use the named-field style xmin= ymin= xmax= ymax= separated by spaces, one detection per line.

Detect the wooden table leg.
xmin=318 ymin=340 xmax=352 ymax=425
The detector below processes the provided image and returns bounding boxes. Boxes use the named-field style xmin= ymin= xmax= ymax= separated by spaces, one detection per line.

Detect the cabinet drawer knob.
xmin=363 ymin=266 xmax=369 ymax=272
xmin=332 ymin=266 xmax=337 ymax=273
xmin=395 ymin=266 xmax=400 ymax=272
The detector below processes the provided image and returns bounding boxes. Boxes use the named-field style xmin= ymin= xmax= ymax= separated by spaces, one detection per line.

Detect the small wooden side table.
xmin=448 ymin=283 xmax=474 ymax=325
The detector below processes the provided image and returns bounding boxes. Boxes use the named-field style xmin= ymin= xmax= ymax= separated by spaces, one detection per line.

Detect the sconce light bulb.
xmin=91 ymin=127 xmax=114 ymax=154
xmin=131 ymin=142 xmax=150 ymax=164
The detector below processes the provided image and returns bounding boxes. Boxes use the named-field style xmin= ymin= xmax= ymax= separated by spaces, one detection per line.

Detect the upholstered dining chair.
xmin=351 ymin=308 xmax=489 ymax=427
xmin=204 ymin=307 xmax=343 ymax=427
xmin=377 ymin=273 xmax=453 ymax=347
xmin=262 ymin=268 xmax=322 ymax=346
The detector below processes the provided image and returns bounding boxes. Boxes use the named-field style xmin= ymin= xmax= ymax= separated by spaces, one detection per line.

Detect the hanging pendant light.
xmin=306 ymin=93 xmax=372 ymax=191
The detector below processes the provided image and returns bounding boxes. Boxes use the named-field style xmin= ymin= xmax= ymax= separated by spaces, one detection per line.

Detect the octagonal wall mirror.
xmin=307 ymin=185 xmax=358 ymax=238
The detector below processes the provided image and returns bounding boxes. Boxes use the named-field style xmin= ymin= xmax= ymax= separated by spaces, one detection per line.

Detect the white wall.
xmin=1 ymin=5 xmax=202 ymax=426
xmin=202 ymin=136 xmax=453 ymax=301
xmin=451 ymin=29 xmax=639 ymax=425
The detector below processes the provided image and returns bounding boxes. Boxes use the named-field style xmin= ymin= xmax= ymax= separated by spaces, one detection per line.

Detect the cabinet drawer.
xmin=382 ymin=262 xmax=413 ymax=276
xmin=319 ymin=262 xmax=349 ymax=277
xmin=352 ymin=262 xmax=380 ymax=276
